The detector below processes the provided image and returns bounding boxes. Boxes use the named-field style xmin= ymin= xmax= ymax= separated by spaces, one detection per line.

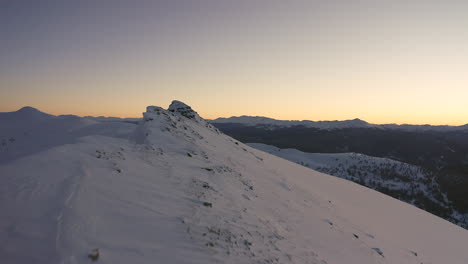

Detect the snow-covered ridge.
xmin=211 ymin=115 xmax=468 ymax=131
xmin=247 ymin=143 xmax=468 ymax=228
xmin=1 ymin=101 xmax=468 ymax=264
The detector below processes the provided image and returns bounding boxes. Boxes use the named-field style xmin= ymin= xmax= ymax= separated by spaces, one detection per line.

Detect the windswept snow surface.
xmin=1 ymin=103 xmax=468 ymax=264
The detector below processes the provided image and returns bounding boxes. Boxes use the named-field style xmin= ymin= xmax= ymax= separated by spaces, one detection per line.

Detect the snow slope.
xmin=1 ymin=101 xmax=468 ymax=264
xmin=247 ymin=143 xmax=468 ymax=228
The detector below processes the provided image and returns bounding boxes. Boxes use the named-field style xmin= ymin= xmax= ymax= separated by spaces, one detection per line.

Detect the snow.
xmin=167 ymin=100 xmax=200 ymax=120
xmin=247 ymin=143 xmax=467 ymax=227
xmin=1 ymin=101 xmax=468 ymax=264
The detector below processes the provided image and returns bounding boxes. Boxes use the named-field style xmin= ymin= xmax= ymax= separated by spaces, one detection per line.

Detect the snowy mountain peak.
xmin=168 ymin=100 xmax=200 ymax=120
xmin=350 ymin=118 xmax=367 ymax=123
xmin=341 ymin=118 xmax=370 ymax=127
xmin=144 ymin=101 xmax=210 ymax=127
xmin=17 ymin=106 xmax=41 ymax=113
xmin=146 ymin=105 xmax=166 ymax=115
xmin=0 ymin=106 xmax=54 ymax=125
xmin=12 ymin=106 xmax=51 ymax=117
xmin=141 ymin=101 xmax=220 ymax=151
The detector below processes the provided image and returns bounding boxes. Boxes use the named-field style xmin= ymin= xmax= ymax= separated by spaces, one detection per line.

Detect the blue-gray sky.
xmin=1 ymin=0 xmax=468 ymax=124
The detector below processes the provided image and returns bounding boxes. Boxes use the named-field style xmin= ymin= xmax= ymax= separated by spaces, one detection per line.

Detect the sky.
xmin=1 ymin=0 xmax=468 ymax=125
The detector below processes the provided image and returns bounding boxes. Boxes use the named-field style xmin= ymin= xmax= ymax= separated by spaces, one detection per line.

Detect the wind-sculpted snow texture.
xmin=1 ymin=101 xmax=468 ymax=264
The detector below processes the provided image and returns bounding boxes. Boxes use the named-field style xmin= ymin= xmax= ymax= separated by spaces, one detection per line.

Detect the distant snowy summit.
xmin=211 ymin=115 xmax=468 ymax=131
xmin=0 ymin=106 xmax=54 ymax=122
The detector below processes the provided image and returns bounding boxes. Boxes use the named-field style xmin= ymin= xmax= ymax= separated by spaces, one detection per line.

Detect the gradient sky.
xmin=1 ymin=0 xmax=468 ymax=125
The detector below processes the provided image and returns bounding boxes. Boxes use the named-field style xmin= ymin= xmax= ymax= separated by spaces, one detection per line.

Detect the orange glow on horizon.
xmin=2 ymin=1 xmax=468 ymax=127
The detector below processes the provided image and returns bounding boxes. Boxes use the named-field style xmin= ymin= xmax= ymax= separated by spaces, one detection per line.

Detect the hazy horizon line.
xmin=2 ymin=105 xmax=467 ymax=127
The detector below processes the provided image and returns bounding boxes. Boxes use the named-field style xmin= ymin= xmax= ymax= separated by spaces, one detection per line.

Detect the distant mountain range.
xmin=211 ymin=116 xmax=468 ymax=132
